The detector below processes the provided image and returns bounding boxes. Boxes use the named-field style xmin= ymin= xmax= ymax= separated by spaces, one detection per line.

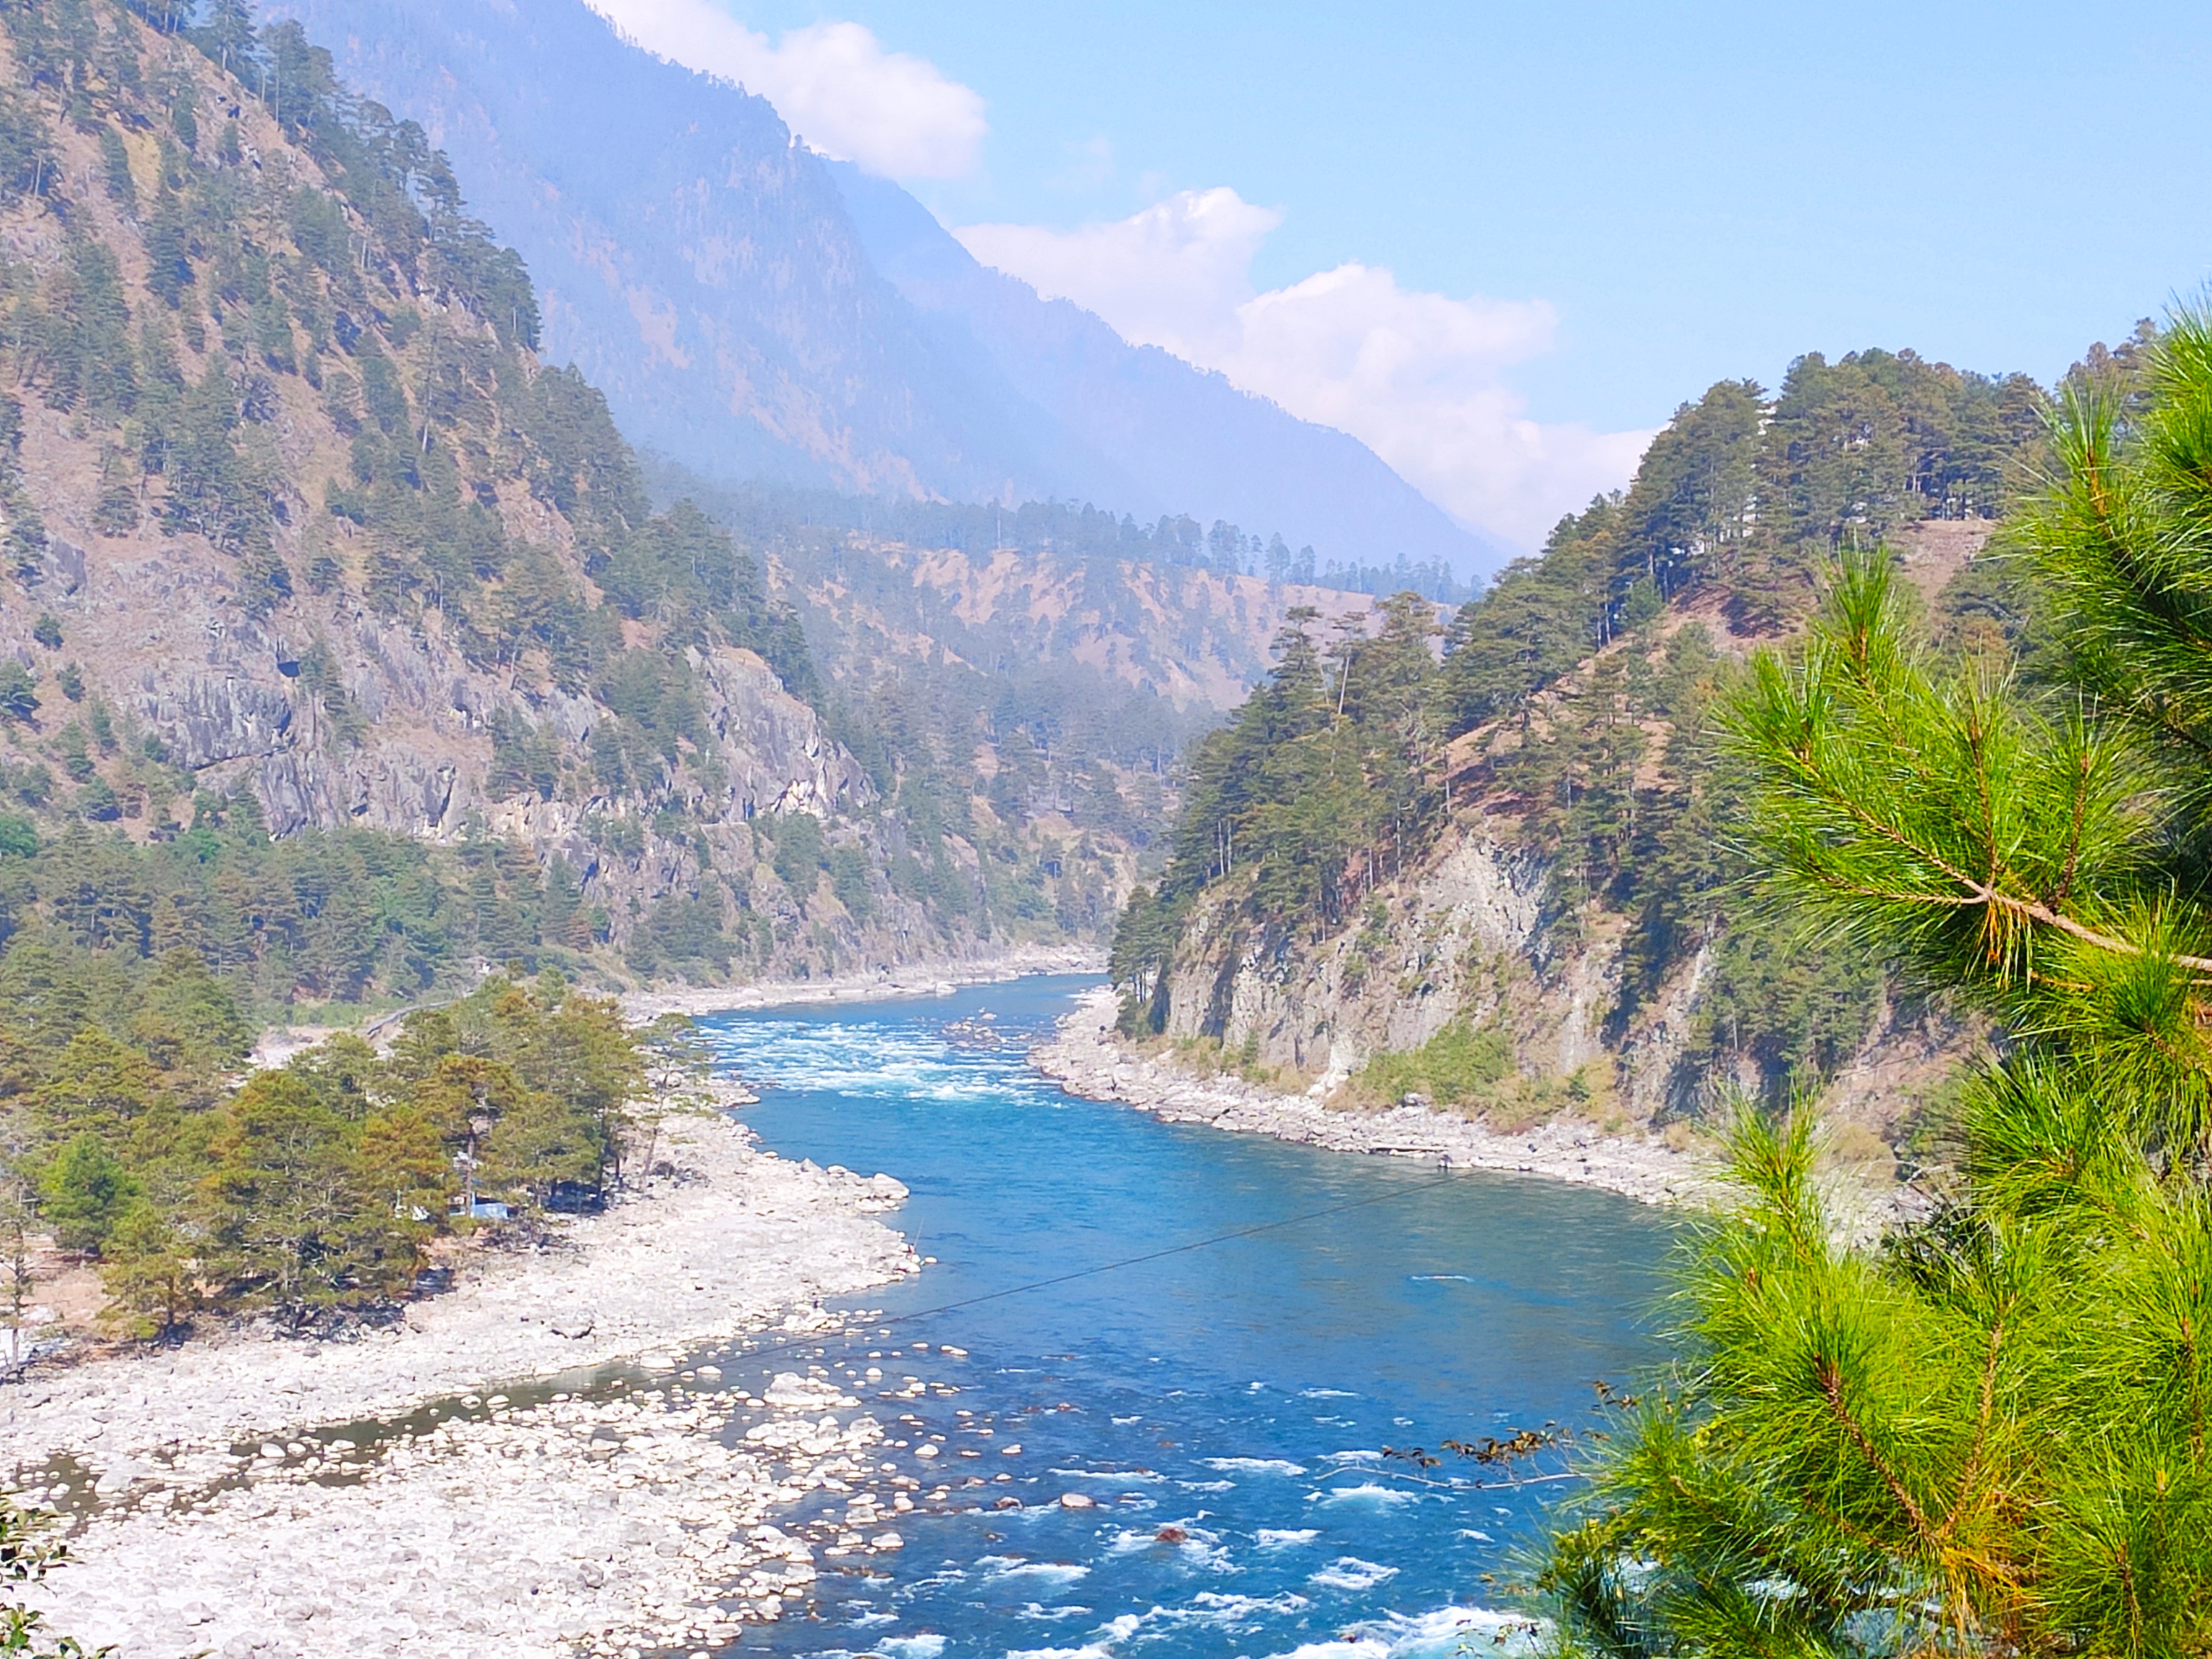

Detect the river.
xmin=689 ymin=975 xmax=1672 ymax=1659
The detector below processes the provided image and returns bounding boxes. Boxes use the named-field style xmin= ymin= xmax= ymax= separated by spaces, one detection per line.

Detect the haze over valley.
xmin=0 ymin=3 xmax=2203 ymax=1656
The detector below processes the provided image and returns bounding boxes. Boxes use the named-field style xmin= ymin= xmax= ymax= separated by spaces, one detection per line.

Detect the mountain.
xmin=661 ymin=469 xmax=1451 ymax=711
xmin=0 ymin=0 xmax=1424 ymax=1016
xmin=259 ymin=0 xmax=1501 ymax=576
xmin=0 ymin=0 xmax=1161 ymax=1005
xmin=264 ymin=0 xmax=1093 ymax=505
xmin=1114 ymin=346 xmax=2053 ymax=1176
xmin=0 ymin=0 xmax=890 ymax=983
xmin=826 ymin=163 xmax=1512 ymax=577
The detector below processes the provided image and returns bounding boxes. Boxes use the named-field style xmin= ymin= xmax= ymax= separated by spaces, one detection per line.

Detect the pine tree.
xmin=1540 ymin=307 xmax=2212 ymax=1655
xmin=98 ymin=1204 xmax=201 ymax=1340
xmin=38 ymin=1133 xmax=136 ymax=1255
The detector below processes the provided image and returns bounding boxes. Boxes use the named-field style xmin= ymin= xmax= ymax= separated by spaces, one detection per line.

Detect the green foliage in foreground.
xmin=1541 ymin=312 xmax=2212 ymax=1654
xmin=0 ymin=1490 xmax=103 ymax=1658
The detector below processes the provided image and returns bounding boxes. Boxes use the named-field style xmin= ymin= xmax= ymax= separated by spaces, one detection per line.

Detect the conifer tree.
xmin=1541 ymin=308 xmax=2212 ymax=1654
xmin=38 ymin=1134 xmax=135 ymax=1255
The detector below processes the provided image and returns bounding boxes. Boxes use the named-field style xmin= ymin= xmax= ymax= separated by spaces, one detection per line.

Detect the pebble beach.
xmin=6 ymin=1113 xmax=935 ymax=1659
xmin=1031 ymin=987 xmax=1716 ymax=1207
xmin=4 ymin=956 xmax=1088 ymax=1659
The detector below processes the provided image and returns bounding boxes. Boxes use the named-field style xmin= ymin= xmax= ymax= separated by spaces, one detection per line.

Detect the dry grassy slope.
xmin=804 ymin=539 xmax=1396 ymax=712
xmin=1155 ymin=521 xmax=1993 ymax=1167
xmin=0 ymin=15 xmax=951 ymax=977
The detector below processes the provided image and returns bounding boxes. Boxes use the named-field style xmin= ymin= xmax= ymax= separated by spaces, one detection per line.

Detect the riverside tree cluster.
xmin=9 ymin=964 xmax=668 ymax=1340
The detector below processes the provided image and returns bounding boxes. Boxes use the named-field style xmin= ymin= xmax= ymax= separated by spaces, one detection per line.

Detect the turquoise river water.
xmin=692 ymin=975 xmax=1673 ymax=1659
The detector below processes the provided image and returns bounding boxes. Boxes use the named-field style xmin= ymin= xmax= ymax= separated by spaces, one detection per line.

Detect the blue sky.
xmin=596 ymin=0 xmax=2212 ymax=544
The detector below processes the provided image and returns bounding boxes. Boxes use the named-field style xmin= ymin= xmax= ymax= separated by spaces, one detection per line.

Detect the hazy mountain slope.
xmin=656 ymin=469 xmax=1419 ymax=719
xmin=263 ymin=0 xmax=1499 ymax=573
xmin=800 ymin=546 xmax=1404 ymax=713
xmin=259 ymin=0 xmax=1102 ymax=505
xmin=0 ymin=0 xmax=1169 ymax=1000
xmin=830 ymin=163 xmax=1511 ymax=577
xmin=0 ymin=0 xmax=1428 ymax=1011
xmin=649 ymin=469 xmax=1423 ymax=926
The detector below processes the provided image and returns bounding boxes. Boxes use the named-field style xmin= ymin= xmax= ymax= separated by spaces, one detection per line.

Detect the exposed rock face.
xmin=1155 ymin=821 xmax=1964 ymax=1149
xmin=1156 ymin=833 xmax=1576 ymax=1091
xmin=139 ymin=671 xmax=294 ymax=773
xmin=1146 ymin=525 xmax=1996 ymax=1144
xmin=34 ymin=518 xmax=868 ymax=948
xmin=691 ymin=648 xmax=865 ymax=817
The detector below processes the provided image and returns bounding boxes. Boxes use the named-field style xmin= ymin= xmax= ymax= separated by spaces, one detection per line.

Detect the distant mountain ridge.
xmin=263 ymin=0 xmax=1504 ymax=576
xmin=826 ymin=164 xmax=1514 ymax=578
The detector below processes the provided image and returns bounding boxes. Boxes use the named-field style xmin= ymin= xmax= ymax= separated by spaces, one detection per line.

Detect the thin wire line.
xmin=720 ymin=1167 xmax=1470 ymax=1373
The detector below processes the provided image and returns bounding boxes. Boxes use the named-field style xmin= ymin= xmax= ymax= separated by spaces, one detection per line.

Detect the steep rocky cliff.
xmin=1152 ymin=781 xmax=1966 ymax=1172
xmin=33 ymin=530 xmax=861 ymax=849
xmin=1121 ymin=343 xmax=2049 ymax=1172
xmin=0 ymin=2 xmax=1083 ymax=991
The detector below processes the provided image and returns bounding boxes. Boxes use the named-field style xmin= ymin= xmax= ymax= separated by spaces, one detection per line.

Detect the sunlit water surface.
xmin=693 ymin=976 xmax=1672 ymax=1659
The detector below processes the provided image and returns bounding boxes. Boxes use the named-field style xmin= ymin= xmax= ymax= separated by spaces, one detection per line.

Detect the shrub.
xmin=1357 ymin=1018 xmax=1514 ymax=1107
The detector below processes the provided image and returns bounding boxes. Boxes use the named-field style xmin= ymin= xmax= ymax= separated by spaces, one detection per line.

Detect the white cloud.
xmin=584 ymin=0 xmax=985 ymax=179
xmin=959 ymin=188 xmax=1281 ymax=364
xmin=956 ymin=189 xmax=1651 ymax=549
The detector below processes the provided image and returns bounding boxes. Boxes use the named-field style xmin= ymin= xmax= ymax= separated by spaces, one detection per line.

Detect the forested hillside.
xmin=0 ymin=0 xmax=848 ymax=993
xmin=1114 ymin=343 xmax=2079 ymax=1157
xmin=0 ymin=0 xmax=1280 ymax=1034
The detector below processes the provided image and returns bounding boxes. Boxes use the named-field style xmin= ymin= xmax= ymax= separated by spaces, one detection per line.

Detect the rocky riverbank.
xmin=1033 ymin=987 xmax=1718 ymax=1207
xmin=8 ymin=1113 xmax=927 ymax=1658
xmin=620 ymin=946 xmax=1100 ymax=1023
xmin=1032 ymin=989 xmax=1924 ymax=1241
